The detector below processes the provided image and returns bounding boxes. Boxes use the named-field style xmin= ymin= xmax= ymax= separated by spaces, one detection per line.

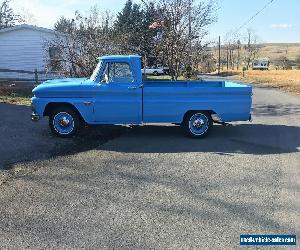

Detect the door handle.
xmin=128 ymin=85 xmax=143 ymax=90
xmin=83 ymin=101 xmax=93 ymax=106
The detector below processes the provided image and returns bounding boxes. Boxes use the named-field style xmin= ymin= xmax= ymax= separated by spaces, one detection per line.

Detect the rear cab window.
xmin=101 ymin=62 xmax=134 ymax=83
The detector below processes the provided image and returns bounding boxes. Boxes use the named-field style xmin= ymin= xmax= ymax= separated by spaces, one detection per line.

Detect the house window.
xmin=48 ymin=46 xmax=62 ymax=72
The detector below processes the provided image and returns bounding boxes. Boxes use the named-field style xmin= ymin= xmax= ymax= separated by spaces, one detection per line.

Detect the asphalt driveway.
xmin=0 ymin=104 xmax=127 ymax=170
xmin=0 ymin=86 xmax=299 ymax=249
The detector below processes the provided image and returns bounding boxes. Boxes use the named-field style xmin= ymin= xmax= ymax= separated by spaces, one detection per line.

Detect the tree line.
xmin=5 ymin=0 xmax=294 ymax=78
xmin=50 ymin=0 xmax=217 ymax=80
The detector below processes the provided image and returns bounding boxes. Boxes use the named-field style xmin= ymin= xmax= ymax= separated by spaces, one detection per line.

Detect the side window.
xmin=48 ymin=46 xmax=62 ymax=71
xmin=101 ymin=62 xmax=134 ymax=83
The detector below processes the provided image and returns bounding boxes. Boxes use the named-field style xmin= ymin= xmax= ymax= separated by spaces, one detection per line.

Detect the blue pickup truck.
xmin=31 ymin=55 xmax=252 ymax=138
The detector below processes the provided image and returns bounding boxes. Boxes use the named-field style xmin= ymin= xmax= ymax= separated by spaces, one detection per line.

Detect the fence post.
xmin=34 ymin=69 xmax=38 ymax=85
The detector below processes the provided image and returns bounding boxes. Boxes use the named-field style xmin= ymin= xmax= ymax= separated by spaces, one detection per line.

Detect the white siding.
xmin=0 ymin=27 xmax=56 ymax=80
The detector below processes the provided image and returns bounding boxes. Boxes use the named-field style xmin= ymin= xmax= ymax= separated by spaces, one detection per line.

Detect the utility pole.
xmin=188 ymin=0 xmax=192 ymax=65
xmin=237 ymin=40 xmax=240 ymax=70
xmin=226 ymin=46 xmax=229 ymax=70
xmin=218 ymin=36 xmax=221 ymax=75
xmin=229 ymin=45 xmax=232 ymax=70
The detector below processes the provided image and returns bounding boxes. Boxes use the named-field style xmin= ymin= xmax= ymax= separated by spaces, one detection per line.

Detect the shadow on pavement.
xmin=99 ymin=124 xmax=300 ymax=155
xmin=252 ymin=104 xmax=300 ymax=116
xmin=1 ymin=102 xmax=299 ymax=170
xmin=0 ymin=102 xmax=129 ymax=170
xmin=0 ymin=124 xmax=128 ymax=170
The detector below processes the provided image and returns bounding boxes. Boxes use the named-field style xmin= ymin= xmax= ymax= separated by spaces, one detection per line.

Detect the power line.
xmin=233 ymin=0 xmax=275 ymax=35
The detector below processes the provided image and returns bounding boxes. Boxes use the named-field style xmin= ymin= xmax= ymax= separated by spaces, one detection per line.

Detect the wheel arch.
xmin=43 ymin=102 xmax=85 ymax=122
xmin=182 ymin=110 xmax=216 ymax=123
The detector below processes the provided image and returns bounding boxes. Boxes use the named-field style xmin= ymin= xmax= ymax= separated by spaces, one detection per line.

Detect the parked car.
xmin=31 ymin=55 xmax=252 ymax=138
xmin=157 ymin=64 xmax=170 ymax=75
xmin=141 ymin=66 xmax=164 ymax=75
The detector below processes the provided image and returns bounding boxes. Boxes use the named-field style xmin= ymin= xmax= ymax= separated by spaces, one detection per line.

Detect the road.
xmin=0 ymin=86 xmax=299 ymax=249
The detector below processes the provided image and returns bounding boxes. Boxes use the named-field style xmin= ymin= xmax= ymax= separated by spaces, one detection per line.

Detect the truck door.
xmin=93 ymin=61 xmax=142 ymax=124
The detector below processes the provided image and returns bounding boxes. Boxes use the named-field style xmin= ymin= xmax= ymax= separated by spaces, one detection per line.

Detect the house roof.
xmin=0 ymin=24 xmax=55 ymax=34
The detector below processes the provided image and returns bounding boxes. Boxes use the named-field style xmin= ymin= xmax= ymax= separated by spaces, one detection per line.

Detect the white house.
xmin=0 ymin=24 xmax=60 ymax=81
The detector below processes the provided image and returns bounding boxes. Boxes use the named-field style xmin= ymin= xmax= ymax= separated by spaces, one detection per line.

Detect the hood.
xmin=41 ymin=78 xmax=87 ymax=86
xmin=32 ymin=78 xmax=95 ymax=98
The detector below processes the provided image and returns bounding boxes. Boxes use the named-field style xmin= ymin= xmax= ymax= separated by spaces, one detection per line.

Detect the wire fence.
xmin=0 ymin=68 xmax=62 ymax=84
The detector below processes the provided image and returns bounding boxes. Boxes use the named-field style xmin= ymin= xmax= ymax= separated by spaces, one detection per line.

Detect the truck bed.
xmin=142 ymin=80 xmax=252 ymax=123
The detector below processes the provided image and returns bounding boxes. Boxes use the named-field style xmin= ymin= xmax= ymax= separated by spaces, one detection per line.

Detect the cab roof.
xmin=98 ymin=55 xmax=142 ymax=60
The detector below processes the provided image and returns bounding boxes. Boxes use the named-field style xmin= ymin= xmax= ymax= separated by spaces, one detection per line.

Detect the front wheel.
xmin=49 ymin=107 xmax=82 ymax=138
xmin=183 ymin=112 xmax=212 ymax=138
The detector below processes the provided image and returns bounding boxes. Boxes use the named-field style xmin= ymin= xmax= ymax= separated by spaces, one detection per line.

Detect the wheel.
xmin=49 ymin=106 xmax=82 ymax=138
xmin=153 ymin=71 xmax=158 ymax=76
xmin=182 ymin=112 xmax=212 ymax=138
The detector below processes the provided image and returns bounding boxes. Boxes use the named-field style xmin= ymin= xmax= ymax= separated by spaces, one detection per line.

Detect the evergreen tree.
xmin=54 ymin=16 xmax=74 ymax=33
xmin=140 ymin=1 xmax=158 ymax=58
xmin=114 ymin=0 xmax=144 ymax=53
xmin=114 ymin=0 xmax=158 ymax=59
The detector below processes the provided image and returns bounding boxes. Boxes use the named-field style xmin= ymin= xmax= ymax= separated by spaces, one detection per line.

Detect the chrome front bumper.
xmin=31 ymin=112 xmax=40 ymax=121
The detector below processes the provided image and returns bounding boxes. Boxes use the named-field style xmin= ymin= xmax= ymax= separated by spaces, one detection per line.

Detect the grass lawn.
xmin=0 ymin=84 xmax=32 ymax=106
xmin=216 ymin=70 xmax=300 ymax=94
xmin=0 ymin=95 xmax=32 ymax=106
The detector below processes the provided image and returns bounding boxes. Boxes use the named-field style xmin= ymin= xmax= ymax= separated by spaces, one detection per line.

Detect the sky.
xmin=10 ymin=0 xmax=300 ymax=44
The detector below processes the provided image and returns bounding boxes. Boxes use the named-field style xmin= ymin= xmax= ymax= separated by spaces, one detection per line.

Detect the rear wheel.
xmin=49 ymin=106 xmax=82 ymax=138
xmin=183 ymin=111 xmax=212 ymax=138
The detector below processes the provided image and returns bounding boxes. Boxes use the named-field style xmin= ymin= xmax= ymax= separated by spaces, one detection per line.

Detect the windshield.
xmin=90 ymin=61 xmax=102 ymax=81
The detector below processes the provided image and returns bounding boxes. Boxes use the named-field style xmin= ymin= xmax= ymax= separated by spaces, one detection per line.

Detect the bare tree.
xmin=222 ymin=31 xmax=242 ymax=71
xmin=49 ymin=7 xmax=118 ymax=76
xmin=18 ymin=8 xmax=36 ymax=24
xmin=49 ymin=0 xmax=216 ymax=79
xmin=152 ymin=0 xmax=216 ymax=80
xmin=0 ymin=0 xmax=23 ymax=29
xmin=244 ymin=29 xmax=260 ymax=69
xmin=277 ymin=56 xmax=290 ymax=70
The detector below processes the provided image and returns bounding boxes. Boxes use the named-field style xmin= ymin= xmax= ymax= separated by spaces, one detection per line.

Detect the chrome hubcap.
xmin=59 ymin=117 xmax=70 ymax=127
xmin=189 ymin=113 xmax=209 ymax=136
xmin=193 ymin=118 xmax=205 ymax=128
xmin=53 ymin=112 xmax=75 ymax=135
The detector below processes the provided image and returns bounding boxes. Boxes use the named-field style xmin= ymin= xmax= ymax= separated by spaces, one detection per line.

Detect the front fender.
xmin=31 ymin=97 xmax=94 ymax=123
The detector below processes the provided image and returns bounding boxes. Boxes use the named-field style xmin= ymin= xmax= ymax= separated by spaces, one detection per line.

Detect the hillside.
xmin=213 ymin=43 xmax=300 ymax=69
xmin=210 ymin=43 xmax=300 ymax=94
xmin=258 ymin=43 xmax=300 ymax=66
